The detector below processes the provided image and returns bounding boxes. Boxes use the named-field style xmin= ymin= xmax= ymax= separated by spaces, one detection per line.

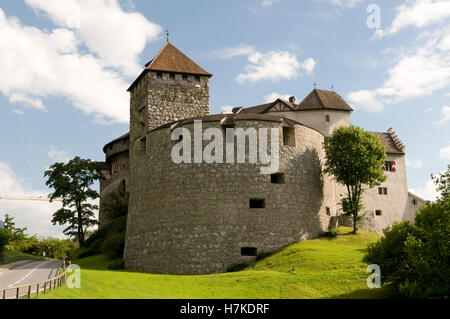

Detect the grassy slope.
xmin=38 ymin=227 xmax=396 ymax=299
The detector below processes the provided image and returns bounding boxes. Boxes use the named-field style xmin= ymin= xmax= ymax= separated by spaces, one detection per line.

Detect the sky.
xmin=0 ymin=0 xmax=449 ymax=238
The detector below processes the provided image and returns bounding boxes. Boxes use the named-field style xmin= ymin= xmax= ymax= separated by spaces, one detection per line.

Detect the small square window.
xmin=271 ymin=173 xmax=285 ymax=184
xmin=326 ymin=207 xmax=331 ymax=216
xmin=156 ymin=72 xmax=162 ymax=78
xmin=325 ymin=115 xmax=330 ymax=122
xmin=182 ymin=74 xmax=188 ymax=81
xmin=378 ymin=187 xmax=383 ymax=195
xmin=383 ymin=188 xmax=388 ymax=195
xmin=250 ymin=199 xmax=265 ymax=209
xmin=375 ymin=210 xmax=382 ymax=216
xmin=195 ymin=75 xmax=201 ymax=82
xmin=241 ymin=247 xmax=257 ymax=256
xmin=282 ymin=127 xmax=295 ymax=146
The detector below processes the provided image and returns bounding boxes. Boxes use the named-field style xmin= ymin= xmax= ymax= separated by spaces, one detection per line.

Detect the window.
xmin=182 ymin=74 xmax=188 ymax=81
xmin=271 ymin=173 xmax=285 ymax=184
xmin=412 ymin=198 xmax=417 ymax=205
xmin=375 ymin=210 xmax=382 ymax=216
xmin=326 ymin=207 xmax=331 ymax=216
xmin=382 ymin=161 xmax=396 ymax=172
xmin=156 ymin=72 xmax=162 ymax=78
xmin=169 ymin=73 xmax=175 ymax=81
xmin=119 ymin=179 xmax=126 ymax=192
xmin=241 ymin=247 xmax=257 ymax=256
xmin=282 ymin=127 xmax=295 ymax=146
xmin=325 ymin=115 xmax=330 ymax=122
xmin=378 ymin=187 xmax=388 ymax=195
xmin=249 ymin=199 xmax=265 ymax=209
xmin=195 ymin=75 xmax=200 ymax=82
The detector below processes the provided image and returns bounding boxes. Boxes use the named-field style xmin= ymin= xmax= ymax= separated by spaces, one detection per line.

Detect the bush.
xmin=322 ymin=228 xmax=338 ymax=238
xmin=101 ymin=233 xmax=125 ymax=259
xmin=364 ymin=199 xmax=450 ymax=298
xmin=108 ymin=259 xmax=125 ymax=270
xmin=83 ymin=216 xmax=127 ymax=249
xmin=0 ymin=229 xmax=9 ymax=257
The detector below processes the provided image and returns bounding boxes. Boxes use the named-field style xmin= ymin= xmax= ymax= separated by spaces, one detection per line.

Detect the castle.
xmin=99 ymin=41 xmax=426 ymax=275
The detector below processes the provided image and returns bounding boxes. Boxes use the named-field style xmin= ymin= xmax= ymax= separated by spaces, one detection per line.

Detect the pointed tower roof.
xmin=145 ymin=42 xmax=212 ymax=76
xmin=128 ymin=42 xmax=212 ymax=91
xmin=296 ymin=89 xmax=353 ymax=112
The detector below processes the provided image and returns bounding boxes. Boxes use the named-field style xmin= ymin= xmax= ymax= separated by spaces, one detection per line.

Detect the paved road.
xmin=0 ymin=260 xmax=63 ymax=299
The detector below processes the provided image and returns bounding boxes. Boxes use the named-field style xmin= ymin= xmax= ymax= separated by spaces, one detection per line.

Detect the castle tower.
xmin=127 ymin=41 xmax=212 ymax=143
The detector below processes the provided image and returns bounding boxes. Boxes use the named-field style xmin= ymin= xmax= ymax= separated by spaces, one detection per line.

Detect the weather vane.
xmin=166 ymin=29 xmax=170 ymax=43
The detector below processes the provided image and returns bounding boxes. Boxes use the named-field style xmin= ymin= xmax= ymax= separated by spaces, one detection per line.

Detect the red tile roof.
xmin=146 ymin=42 xmax=212 ymax=77
xmin=296 ymin=89 xmax=353 ymax=111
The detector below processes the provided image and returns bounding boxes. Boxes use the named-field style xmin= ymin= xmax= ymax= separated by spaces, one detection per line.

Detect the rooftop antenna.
xmin=331 ymin=85 xmax=334 ymax=91
xmin=166 ymin=29 xmax=170 ymax=43
xmin=313 ymin=82 xmax=317 ymax=89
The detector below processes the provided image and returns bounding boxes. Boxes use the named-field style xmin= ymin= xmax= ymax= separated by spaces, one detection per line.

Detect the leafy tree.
xmin=323 ymin=126 xmax=386 ymax=233
xmin=45 ymin=157 xmax=104 ymax=245
xmin=0 ymin=228 xmax=8 ymax=257
xmin=433 ymin=164 xmax=450 ymax=200
xmin=364 ymin=198 xmax=450 ymax=298
xmin=2 ymin=213 xmax=27 ymax=242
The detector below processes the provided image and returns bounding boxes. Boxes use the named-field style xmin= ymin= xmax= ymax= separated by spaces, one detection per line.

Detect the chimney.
xmin=289 ymin=96 xmax=296 ymax=104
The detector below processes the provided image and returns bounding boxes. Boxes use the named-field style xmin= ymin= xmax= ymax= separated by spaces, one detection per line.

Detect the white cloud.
xmin=0 ymin=8 xmax=132 ymax=123
xmin=409 ymin=179 xmax=440 ymax=201
xmin=314 ymin=0 xmax=362 ymax=8
xmin=262 ymin=0 xmax=279 ymax=7
xmin=440 ymin=144 xmax=450 ymax=160
xmin=236 ymin=51 xmax=315 ymax=83
xmin=379 ymin=0 xmax=450 ymax=37
xmin=348 ymin=28 xmax=450 ymax=112
xmin=212 ymin=44 xmax=255 ymax=59
xmin=434 ymin=105 xmax=450 ymax=125
xmin=11 ymin=109 xmax=24 ymax=115
xmin=264 ymin=92 xmax=292 ymax=103
xmin=25 ymin=0 xmax=162 ymax=76
xmin=48 ymin=146 xmax=72 ymax=163
xmin=301 ymin=58 xmax=317 ymax=74
xmin=347 ymin=90 xmax=384 ymax=112
xmin=221 ymin=106 xmax=234 ymax=114
xmin=406 ymin=159 xmax=424 ymax=168
xmin=425 ymin=107 xmax=433 ymax=113
xmin=0 ymin=161 xmax=68 ymax=238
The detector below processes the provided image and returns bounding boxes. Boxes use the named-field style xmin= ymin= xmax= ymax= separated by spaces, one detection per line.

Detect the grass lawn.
xmin=37 ymin=227 xmax=397 ymax=299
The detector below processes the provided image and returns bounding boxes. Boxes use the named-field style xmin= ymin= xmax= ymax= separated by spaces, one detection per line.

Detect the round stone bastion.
xmin=124 ymin=114 xmax=336 ymax=274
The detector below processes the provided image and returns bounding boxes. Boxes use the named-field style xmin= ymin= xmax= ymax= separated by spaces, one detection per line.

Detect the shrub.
xmin=322 ymin=228 xmax=338 ymax=238
xmin=108 ymin=259 xmax=125 ymax=270
xmin=0 ymin=229 xmax=9 ymax=257
xmin=101 ymin=233 xmax=125 ymax=259
xmin=364 ymin=199 xmax=450 ymax=298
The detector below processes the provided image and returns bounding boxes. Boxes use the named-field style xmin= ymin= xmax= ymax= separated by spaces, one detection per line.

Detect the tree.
xmin=2 ymin=213 xmax=27 ymax=242
xmin=364 ymin=198 xmax=450 ymax=298
xmin=323 ymin=126 xmax=386 ymax=233
xmin=433 ymin=164 xmax=450 ymax=200
xmin=0 ymin=228 xmax=8 ymax=257
xmin=44 ymin=157 xmax=104 ymax=245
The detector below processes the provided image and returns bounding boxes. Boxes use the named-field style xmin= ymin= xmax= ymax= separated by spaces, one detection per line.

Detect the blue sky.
xmin=0 ymin=0 xmax=449 ymax=237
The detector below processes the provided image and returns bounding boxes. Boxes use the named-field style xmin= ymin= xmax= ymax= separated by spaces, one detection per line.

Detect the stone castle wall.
xmin=124 ymin=120 xmax=336 ymax=274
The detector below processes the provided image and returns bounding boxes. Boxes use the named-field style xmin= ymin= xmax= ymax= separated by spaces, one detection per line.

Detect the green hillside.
xmin=37 ymin=227 xmax=396 ymax=299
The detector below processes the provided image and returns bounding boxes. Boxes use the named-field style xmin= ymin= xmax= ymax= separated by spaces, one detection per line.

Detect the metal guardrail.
xmin=1 ymin=261 xmax=66 ymax=299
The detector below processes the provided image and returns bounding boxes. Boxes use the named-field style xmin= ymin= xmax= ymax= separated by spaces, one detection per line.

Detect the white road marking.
xmin=6 ymin=260 xmax=52 ymax=287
